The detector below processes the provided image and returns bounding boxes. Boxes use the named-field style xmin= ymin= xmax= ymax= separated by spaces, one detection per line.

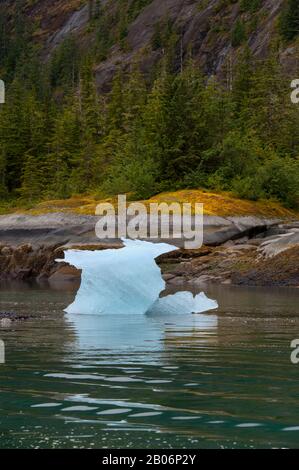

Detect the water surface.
xmin=0 ymin=283 xmax=299 ymax=449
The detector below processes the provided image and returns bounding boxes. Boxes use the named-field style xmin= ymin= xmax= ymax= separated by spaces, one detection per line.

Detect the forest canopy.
xmin=0 ymin=0 xmax=299 ymax=209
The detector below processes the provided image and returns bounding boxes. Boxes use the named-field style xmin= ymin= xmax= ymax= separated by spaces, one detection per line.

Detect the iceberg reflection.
xmin=66 ymin=312 xmax=218 ymax=352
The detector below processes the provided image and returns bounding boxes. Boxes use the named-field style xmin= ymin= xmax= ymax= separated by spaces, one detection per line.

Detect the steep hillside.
xmin=2 ymin=0 xmax=299 ymax=90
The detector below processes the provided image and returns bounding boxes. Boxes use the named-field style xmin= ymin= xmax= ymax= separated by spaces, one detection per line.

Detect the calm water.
xmin=0 ymin=283 xmax=299 ymax=449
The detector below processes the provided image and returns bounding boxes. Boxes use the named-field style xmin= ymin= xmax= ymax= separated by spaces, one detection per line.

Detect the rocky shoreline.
xmin=0 ymin=213 xmax=299 ymax=288
xmin=159 ymin=236 xmax=299 ymax=288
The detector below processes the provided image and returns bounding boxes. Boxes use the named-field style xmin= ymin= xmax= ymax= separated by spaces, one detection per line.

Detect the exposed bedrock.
xmin=0 ymin=213 xmax=298 ymax=287
xmin=7 ymin=0 xmax=296 ymax=92
xmin=0 ymin=213 xmax=279 ymax=246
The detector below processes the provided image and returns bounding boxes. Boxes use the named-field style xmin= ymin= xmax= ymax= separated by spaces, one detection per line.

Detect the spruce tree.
xmin=280 ymin=0 xmax=299 ymax=41
xmin=47 ymin=99 xmax=80 ymax=198
xmin=72 ymin=58 xmax=102 ymax=192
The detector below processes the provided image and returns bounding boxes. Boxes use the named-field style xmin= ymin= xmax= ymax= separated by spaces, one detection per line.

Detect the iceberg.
xmin=148 ymin=291 xmax=218 ymax=315
xmin=58 ymin=239 xmax=218 ymax=316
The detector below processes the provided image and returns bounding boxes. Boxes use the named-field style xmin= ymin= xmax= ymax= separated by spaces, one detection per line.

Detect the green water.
xmin=0 ymin=283 xmax=299 ymax=449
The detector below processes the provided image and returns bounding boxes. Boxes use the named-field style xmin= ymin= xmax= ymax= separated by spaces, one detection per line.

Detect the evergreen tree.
xmin=280 ymin=0 xmax=299 ymax=41
xmin=47 ymin=99 xmax=80 ymax=198
xmin=232 ymin=46 xmax=255 ymax=115
xmin=0 ymin=147 xmax=7 ymax=198
xmin=71 ymin=58 xmax=102 ymax=192
xmin=19 ymin=154 xmax=45 ymax=203
xmin=0 ymin=79 xmax=29 ymax=192
xmin=122 ymin=61 xmax=147 ymax=131
xmin=49 ymin=36 xmax=80 ymax=91
xmin=107 ymin=68 xmax=125 ymax=131
xmin=231 ymin=19 xmax=247 ymax=47
xmin=247 ymin=52 xmax=290 ymax=149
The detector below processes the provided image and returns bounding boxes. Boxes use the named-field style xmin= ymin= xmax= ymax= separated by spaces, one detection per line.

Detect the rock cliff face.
xmin=0 ymin=213 xmax=299 ymax=287
xmin=93 ymin=0 xmax=287 ymax=89
xmin=5 ymin=0 xmax=299 ymax=90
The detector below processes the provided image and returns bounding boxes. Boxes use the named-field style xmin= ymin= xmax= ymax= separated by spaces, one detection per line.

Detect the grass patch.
xmin=0 ymin=189 xmax=298 ymax=219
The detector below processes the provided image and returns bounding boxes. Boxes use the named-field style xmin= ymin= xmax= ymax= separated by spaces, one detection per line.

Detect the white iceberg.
xmin=58 ymin=239 xmax=218 ymax=316
xmin=148 ymin=291 xmax=218 ymax=315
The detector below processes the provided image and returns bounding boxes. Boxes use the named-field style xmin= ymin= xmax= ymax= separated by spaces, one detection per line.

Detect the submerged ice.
xmin=58 ymin=239 xmax=218 ymax=315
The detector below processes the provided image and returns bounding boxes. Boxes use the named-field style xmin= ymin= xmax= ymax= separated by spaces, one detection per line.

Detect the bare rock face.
xmin=0 ymin=243 xmax=65 ymax=282
xmin=258 ymin=230 xmax=299 ymax=258
xmin=48 ymin=265 xmax=81 ymax=285
xmin=94 ymin=0 xmax=289 ymax=90
xmin=7 ymin=0 xmax=297 ymax=91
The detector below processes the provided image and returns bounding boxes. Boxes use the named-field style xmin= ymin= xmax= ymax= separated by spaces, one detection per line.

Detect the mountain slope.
xmin=3 ymin=0 xmax=299 ymax=90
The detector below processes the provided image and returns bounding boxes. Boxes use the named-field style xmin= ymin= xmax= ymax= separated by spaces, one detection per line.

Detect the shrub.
xmin=231 ymin=19 xmax=247 ymax=47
